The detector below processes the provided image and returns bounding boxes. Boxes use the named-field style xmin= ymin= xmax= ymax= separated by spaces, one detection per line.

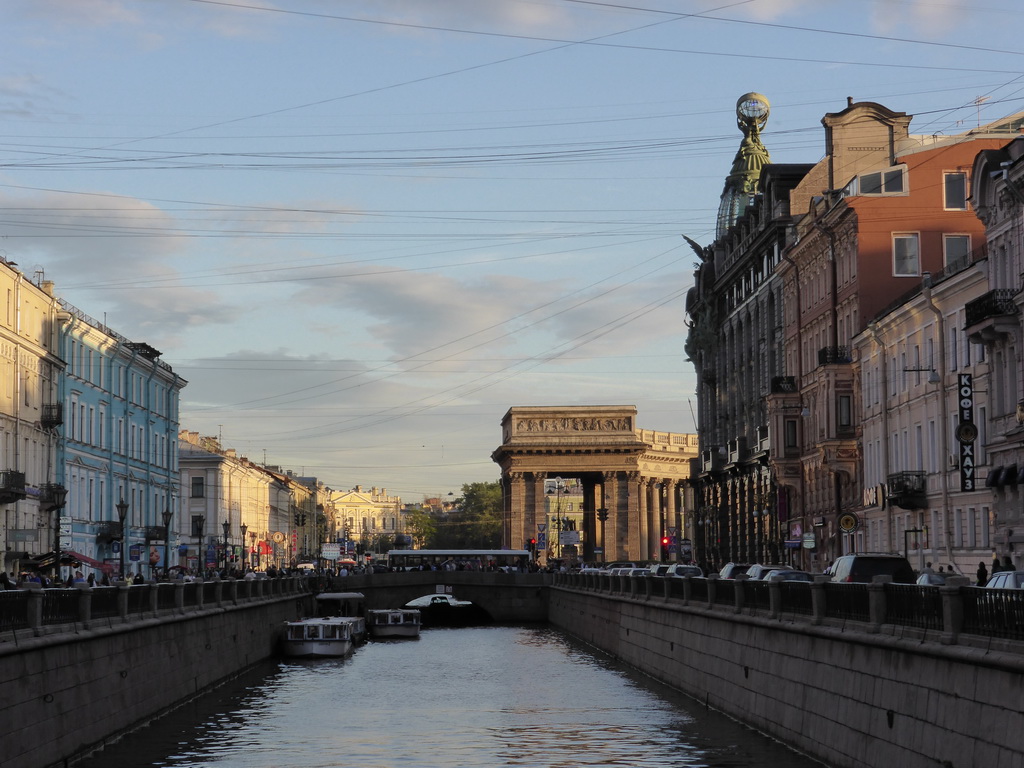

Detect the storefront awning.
xmin=62 ymin=550 xmax=115 ymax=574
xmin=986 ymin=466 xmax=1004 ymax=488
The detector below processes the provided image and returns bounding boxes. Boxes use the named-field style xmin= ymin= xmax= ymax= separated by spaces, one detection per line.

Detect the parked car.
xmin=647 ymin=563 xmax=671 ymax=577
xmin=828 ymin=554 xmax=916 ymax=584
xmin=665 ymin=563 xmax=703 ymax=578
xmin=916 ymin=572 xmax=946 ymax=586
xmin=718 ymin=563 xmax=751 ymax=579
xmin=983 ymin=570 xmax=1024 ymax=589
xmin=745 ymin=564 xmax=789 ymax=581
xmin=765 ymin=569 xmax=814 ymax=582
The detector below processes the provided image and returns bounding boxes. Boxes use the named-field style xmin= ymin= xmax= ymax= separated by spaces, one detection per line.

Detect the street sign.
xmin=322 ymin=543 xmax=341 ymax=560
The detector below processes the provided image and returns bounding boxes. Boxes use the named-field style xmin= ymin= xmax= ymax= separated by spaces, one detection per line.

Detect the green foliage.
xmin=430 ymin=480 xmax=503 ymax=549
xmin=405 ymin=507 xmax=436 ymax=549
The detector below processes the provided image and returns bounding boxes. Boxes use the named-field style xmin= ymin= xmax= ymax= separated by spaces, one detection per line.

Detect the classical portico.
xmin=491 ymin=406 xmax=698 ymax=563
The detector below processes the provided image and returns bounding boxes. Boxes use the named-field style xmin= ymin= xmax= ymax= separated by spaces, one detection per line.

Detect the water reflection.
xmin=74 ymin=626 xmax=818 ymax=768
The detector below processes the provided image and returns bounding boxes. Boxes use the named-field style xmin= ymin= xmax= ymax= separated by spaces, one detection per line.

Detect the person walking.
xmin=976 ymin=561 xmax=988 ymax=586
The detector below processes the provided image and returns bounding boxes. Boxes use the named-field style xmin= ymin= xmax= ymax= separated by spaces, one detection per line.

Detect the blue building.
xmin=55 ymin=299 xmax=187 ymax=578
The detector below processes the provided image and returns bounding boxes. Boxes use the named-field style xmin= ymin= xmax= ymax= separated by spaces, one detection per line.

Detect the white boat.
xmin=314 ymin=592 xmax=367 ymax=644
xmin=281 ymin=617 xmax=355 ymax=657
xmin=367 ymin=608 xmax=421 ymax=638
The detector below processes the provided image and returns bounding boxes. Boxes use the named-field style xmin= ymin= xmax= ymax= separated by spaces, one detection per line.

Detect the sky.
xmin=2 ymin=0 xmax=1023 ymax=502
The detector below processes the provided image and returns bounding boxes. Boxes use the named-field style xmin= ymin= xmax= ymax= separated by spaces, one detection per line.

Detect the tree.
xmin=454 ymin=481 xmax=503 ymax=548
xmin=405 ymin=507 xmax=436 ymax=549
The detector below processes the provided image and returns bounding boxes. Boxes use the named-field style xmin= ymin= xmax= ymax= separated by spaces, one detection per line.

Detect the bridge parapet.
xmin=555 ymin=571 xmax=1024 ymax=652
xmin=328 ymin=571 xmax=548 ymax=622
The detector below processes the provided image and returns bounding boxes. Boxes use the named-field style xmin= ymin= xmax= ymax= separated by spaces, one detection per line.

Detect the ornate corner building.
xmin=686 ymin=95 xmax=1024 ymax=572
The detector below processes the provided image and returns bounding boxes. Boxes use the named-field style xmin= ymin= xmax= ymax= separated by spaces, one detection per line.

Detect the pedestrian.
xmin=1003 ymin=556 xmax=1014 ymax=572
xmin=922 ymin=562 xmax=935 ymax=576
xmin=976 ymin=561 xmax=988 ymax=586
xmin=992 ymin=554 xmax=1002 ymax=573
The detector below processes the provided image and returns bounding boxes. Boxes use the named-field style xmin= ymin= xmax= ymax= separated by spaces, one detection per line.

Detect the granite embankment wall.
xmin=547 ymin=584 xmax=1024 ymax=768
xmin=1 ymin=583 xmax=305 ymax=768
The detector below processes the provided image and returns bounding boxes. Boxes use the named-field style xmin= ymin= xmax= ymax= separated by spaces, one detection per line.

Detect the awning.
xmin=23 ymin=551 xmax=59 ymax=570
xmin=1005 ymin=464 xmax=1019 ymax=486
xmin=986 ymin=466 xmax=1004 ymax=488
xmin=62 ymin=550 xmax=114 ymax=574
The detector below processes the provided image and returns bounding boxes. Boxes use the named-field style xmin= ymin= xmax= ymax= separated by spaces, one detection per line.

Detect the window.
xmin=943 ymin=234 xmax=970 ymax=267
xmin=849 ymin=166 xmax=906 ymax=196
xmin=893 ymin=233 xmax=920 ymax=276
xmin=784 ymin=418 xmax=798 ymax=449
xmin=838 ymin=395 xmax=852 ymax=428
xmin=944 ymin=172 xmax=968 ymax=210
xmin=191 ymin=476 xmax=205 ymax=498
xmin=191 ymin=515 xmax=204 ymax=537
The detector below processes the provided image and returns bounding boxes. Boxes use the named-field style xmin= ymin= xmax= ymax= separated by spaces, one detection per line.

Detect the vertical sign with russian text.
xmin=957 ymin=373 xmax=976 ymax=492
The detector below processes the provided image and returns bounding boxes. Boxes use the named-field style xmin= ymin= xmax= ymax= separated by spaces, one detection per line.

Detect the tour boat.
xmin=314 ymin=592 xmax=367 ymax=644
xmin=367 ymin=608 xmax=421 ymax=639
xmin=281 ymin=616 xmax=355 ymax=658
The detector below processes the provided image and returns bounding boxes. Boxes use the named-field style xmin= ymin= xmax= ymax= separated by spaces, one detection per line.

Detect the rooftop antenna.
xmin=973 ymin=95 xmax=990 ymax=128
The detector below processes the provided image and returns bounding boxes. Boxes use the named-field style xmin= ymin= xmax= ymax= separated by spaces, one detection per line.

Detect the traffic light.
xmin=661 ymin=536 xmax=670 ymax=562
xmin=528 ymin=538 xmax=537 ymax=557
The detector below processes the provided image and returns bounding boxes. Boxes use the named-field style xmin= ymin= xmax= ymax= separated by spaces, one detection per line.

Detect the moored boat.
xmin=367 ymin=608 xmax=421 ymax=638
xmin=281 ymin=617 xmax=354 ymax=658
xmin=314 ymin=592 xmax=367 ymax=643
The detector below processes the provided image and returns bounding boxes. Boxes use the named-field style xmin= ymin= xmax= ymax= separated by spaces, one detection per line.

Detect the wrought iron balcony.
xmin=0 ymin=470 xmax=27 ymax=504
xmin=41 ymin=403 xmax=63 ymax=428
xmin=965 ymin=289 xmax=1018 ymax=327
xmin=818 ymin=346 xmax=852 ymax=365
xmin=886 ymin=471 xmax=928 ymax=510
xmin=965 ymin=289 xmax=1019 ymax=343
xmin=770 ymin=376 xmax=797 ymax=394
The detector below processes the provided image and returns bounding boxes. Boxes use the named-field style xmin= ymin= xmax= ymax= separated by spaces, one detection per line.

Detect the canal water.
xmin=75 ymin=626 xmax=822 ymax=768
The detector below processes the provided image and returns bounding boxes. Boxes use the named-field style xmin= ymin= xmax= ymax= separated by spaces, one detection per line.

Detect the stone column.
xmin=638 ymin=477 xmax=650 ymax=562
xmin=507 ymin=471 xmax=525 ymax=548
xmin=624 ymin=471 xmax=641 ymax=561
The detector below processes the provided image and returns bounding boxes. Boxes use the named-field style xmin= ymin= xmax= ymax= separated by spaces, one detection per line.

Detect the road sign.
xmin=322 ymin=543 xmax=341 ymax=560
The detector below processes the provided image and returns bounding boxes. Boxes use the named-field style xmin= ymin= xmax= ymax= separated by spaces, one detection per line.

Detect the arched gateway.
xmin=491 ymin=406 xmax=698 ymax=564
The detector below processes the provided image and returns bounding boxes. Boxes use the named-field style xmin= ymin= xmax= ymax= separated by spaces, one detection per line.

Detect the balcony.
xmin=726 ymin=437 xmax=747 ymax=465
xmin=886 ymin=471 xmax=928 ymax=510
xmin=770 ymin=376 xmax=797 ymax=394
xmin=41 ymin=404 xmax=63 ymax=429
xmin=700 ymin=448 xmax=724 ymax=474
xmin=754 ymin=425 xmax=770 ymax=454
xmin=0 ymin=470 xmax=27 ymax=505
xmin=965 ymin=289 xmax=1019 ymax=344
xmin=818 ymin=346 xmax=852 ymax=366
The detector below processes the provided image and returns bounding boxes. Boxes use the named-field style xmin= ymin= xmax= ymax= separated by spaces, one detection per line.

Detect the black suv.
xmin=828 ymin=554 xmax=915 ymax=583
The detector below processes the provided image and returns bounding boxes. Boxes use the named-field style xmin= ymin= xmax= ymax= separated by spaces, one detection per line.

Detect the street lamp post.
xmin=240 ymin=523 xmax=248 ymax=570
xmin=222 ymin=520 xmax=231 ymax=572
xmin=162 ymin=507 xmax=173 ymax=579
xmin=195 ymin=514 xmax=205 ymax=575
xmin=116 ymin=498 xmax=129 ymax=581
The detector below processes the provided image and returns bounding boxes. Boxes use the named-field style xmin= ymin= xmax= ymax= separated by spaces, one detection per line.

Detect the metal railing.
xmin=0 ymin=576 xmax=310 ymax=636
xmin=553 ymin=572 xmax=1024 ymax=648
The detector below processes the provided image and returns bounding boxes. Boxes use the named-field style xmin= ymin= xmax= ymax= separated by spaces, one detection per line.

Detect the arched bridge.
xmin=326 ymin=571 xmax=548 ymax=622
